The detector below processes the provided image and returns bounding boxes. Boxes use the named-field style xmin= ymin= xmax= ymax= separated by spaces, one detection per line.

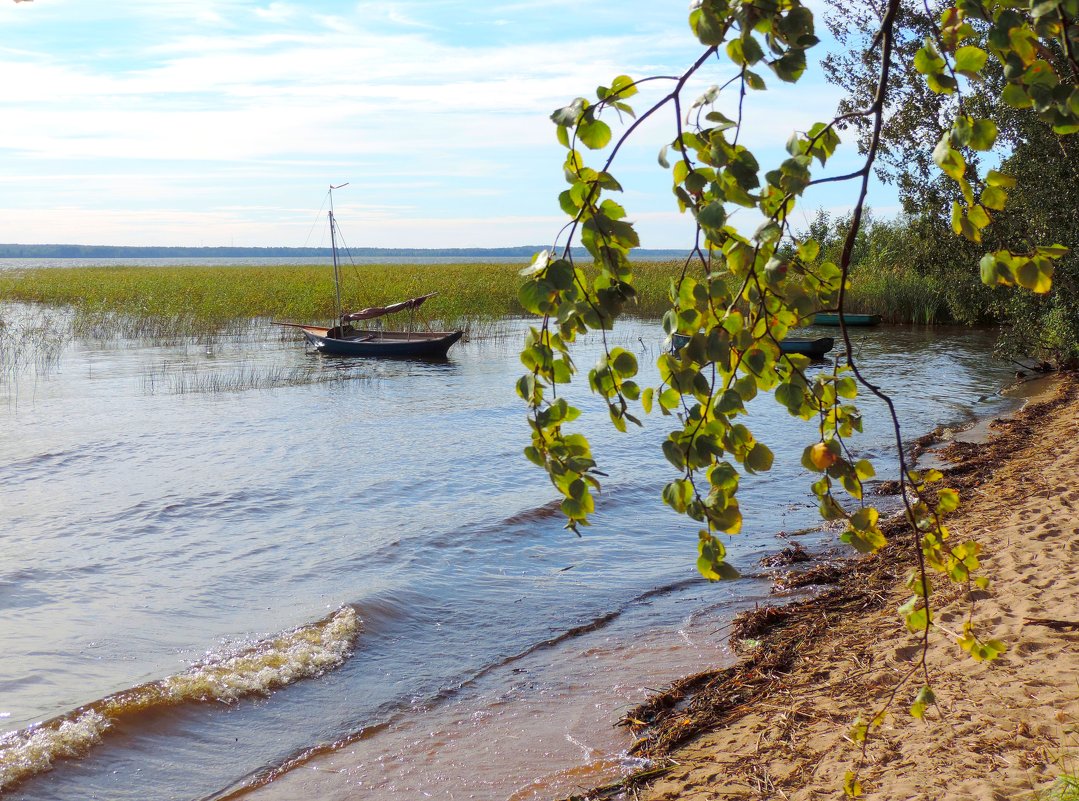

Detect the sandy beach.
xmin=586 ymin=376 xmax=1079 ymax=801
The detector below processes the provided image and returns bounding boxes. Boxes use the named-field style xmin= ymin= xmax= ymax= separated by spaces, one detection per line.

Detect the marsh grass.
xmin=0 ymin=261 xmax=689 ymax=340
xmin=0 ymin=258 xmax=967 ymax=348
xmin=844 ymin=264 xmax=947 ymax=324
xmin=0 ymin=306 xmax=70 ymax=383
xmin=142 ymin=360 xmax=373 ymax=395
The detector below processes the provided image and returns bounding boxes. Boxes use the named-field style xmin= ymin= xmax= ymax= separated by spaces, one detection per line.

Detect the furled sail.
xmin=340 ymin=293 xmax=437 ymax=322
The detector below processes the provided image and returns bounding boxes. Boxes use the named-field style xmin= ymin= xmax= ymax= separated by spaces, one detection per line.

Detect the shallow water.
xmin=0 ymin=308 xmax=1018 ymax=800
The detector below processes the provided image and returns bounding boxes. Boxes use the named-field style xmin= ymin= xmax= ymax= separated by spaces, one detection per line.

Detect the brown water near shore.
xmin=223 ymin=594 xmax=762 ymax=801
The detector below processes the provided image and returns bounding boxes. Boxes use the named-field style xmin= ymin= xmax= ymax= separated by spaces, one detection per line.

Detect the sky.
xmin=0 ymin=0 xmax=897 ymax=249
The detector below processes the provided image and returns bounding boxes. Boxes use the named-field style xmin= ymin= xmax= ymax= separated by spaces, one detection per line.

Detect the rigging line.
xmin=329 ymin=226 xmax=364 ymax=287
xmin=301 ymin=190 xmax=331 ymax=250
xmin=326 ymin=211 xmax=366 ymax=286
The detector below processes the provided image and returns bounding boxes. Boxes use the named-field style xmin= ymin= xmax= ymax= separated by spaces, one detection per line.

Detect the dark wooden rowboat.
xmin=811 ymin=312 xmax=882 ymax=326
xmin=295 ymin=324 xmax=463 ymax=358
xmin=671 ymin=333 xmax=834 ymax=359
xmin=276 ymin=185 xmax=463 ymax=359
xmin=779 ymin=337 xmax=834 ymax=358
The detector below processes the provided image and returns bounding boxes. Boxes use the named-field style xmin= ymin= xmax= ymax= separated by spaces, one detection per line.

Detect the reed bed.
xmin=844 ymin=264 xmax=948 ymax=324
xmin=0 ymin=261 xmax=689 ymax=340
xmin=0 ymin=257 xmax=961 ymax=347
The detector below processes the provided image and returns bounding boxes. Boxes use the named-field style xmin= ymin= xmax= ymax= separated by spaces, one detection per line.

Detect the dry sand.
xmin=585 ymin=377 xmax=1079 ymax=801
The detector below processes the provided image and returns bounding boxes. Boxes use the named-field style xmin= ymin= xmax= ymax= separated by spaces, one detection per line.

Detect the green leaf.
xmin=798 ymin=239 xmax=820 ymax=262
xmin=910 ymin=685 xmax=936 ymax=719
xmin=1002 ymin=82 xmax=1033 ymax=108
xmin=969 ymin=118 xmax=998 ymax=150
xmin=745 ymin=442 xmax=774 ymax=473
xmin=608 ymin=74 xmax=637 ymax=99
xmin=610 ymin=348 xmax=638 ymax=378
xmin=981 ymin=185 xmax=1008 ymax=210
xmin=904 ymin=604 xmax=929 ymax=634
xmin=697 ymin=201 xmax=728 ymax=231
xmin=578 ymin=118 xmax=612 ymax=150
xmin=986 ymin=170 xmax=1017 ymax=188
xmin=843 ymin=770 xmax=863 ymax=798
xmin=551 ymin=98 xmax=586 ymax=128
xmin=519 ymin=249 xmax=551 ymax=277
xmin=968 ymin=204 xmax=991 ymax=230
xmin=770 ymin=50 xmax=807 ymax=83
xmin=927 ymin=71 xmax=958 ymax=94
xmin=954 ymin=45 xmax=988 ymax=76
xmin=980 ymin=252 xmax=1005 ymax=285
xmin=914 ymin=43 xmax=945 ymax=75
xmin=744 ymin=70 xmax=767 ymax=91
xmin=1015 ymin=258 xmax=1053 ymax=293
xmin=836 ymin=376 xmax=857 ymax=399
xmin=934 ymin=138 xmax=966 ymax=181
xmin=936 ymin=488 xmax=959 ymax=514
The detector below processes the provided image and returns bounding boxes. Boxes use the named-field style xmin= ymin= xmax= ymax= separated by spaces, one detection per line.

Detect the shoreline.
xmin=571 ymin=374 xmax=1079 ymax=801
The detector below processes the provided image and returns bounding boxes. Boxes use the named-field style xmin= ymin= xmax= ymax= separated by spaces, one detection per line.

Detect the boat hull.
xmin=811 ymin=313 xmax=882 ymax=326
xmin=301 ymin=328 xmax=463 ymax=358
xmin=781 ymin=337 xmax=834 ymax=358
xmin=671 ymin=333 xmax=834 ymax=359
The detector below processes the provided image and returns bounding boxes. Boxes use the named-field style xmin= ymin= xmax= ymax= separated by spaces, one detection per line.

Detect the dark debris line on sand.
xmin=560 ymin=375 xmax=1076 ymax=801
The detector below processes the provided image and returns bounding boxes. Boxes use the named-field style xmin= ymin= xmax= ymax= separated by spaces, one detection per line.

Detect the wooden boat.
xmin=671 ymin=333 xmax=834 ymax=359
xmin=779 ymin=337 xmax=834 ymax=358
xmin=811 ymin=312 xmax=882 ymax=326
xmin=275 ymin=185 xmax=463 ymax=359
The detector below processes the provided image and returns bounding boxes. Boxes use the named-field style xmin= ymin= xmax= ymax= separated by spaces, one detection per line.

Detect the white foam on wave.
xmin=0 ymin=710 xmax=111 ymax=791
xmin=155 ymin=604 xmax=360 ymax=703
xmin=0 ymin=605 xmax=360 ymax=792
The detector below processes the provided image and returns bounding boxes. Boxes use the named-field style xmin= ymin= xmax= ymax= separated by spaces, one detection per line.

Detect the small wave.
xmin=0 ymin=606 xmax=360 ymax=793
xmin=496 ymin=499 xmax=565 ymax=527
xmin=208 ymin=578 xmax=704 ymax=800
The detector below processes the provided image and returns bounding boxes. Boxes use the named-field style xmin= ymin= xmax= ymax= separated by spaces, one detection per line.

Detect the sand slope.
xmin=634 ymin=379 xmax=1079 ymax=801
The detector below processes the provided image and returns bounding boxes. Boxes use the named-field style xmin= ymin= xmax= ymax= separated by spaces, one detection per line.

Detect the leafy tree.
xmin=824 ymin=0 xmax=1079 ymax=363
xmin=517 ymin=0 xmax=1076 ymax=790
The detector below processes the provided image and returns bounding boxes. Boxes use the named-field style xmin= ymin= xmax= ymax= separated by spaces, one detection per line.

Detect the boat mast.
xmin=328 ymin=183 xmax=349 ymax=325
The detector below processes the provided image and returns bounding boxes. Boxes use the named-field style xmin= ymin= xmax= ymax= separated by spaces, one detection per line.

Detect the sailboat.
xmin=277 ymin=185 xmax=464 ymax=358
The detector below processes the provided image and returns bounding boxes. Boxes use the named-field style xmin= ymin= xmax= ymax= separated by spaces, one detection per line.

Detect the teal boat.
xmin=811 ymin=312 xmax=882 ymax=326
xmin=671 ymin=333 xmax=834 ymax=359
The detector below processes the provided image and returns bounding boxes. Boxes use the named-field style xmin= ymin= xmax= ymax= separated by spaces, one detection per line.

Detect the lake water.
xmin=0 ymin=308 xmax=1018 ymax=801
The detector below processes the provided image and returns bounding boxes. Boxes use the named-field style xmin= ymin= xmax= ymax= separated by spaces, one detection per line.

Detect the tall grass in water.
xmin=0 ymin=261 xmax=689 ymax=340
xmin=845 ymin=264 xmax=947 ymax=324
xmin=0 ymin=306 xmax=70 ymax=383
xmin=142 ymin=360 xmax=374 ymax=395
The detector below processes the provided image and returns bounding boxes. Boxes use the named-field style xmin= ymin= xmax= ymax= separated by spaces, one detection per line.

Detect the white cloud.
xmin=0 ymin=0 xmax=885 ymax=248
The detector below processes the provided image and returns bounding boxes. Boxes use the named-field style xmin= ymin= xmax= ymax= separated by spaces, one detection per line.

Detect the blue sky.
xmin=0 ymin=0 xmax=896 ymax=248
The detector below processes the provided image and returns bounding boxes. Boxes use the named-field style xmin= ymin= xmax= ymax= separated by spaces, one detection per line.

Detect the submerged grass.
xmin=142 ymin=360 xmax=374 ymax=395
xmin=0 ymin=306 xmax=70 ymax=383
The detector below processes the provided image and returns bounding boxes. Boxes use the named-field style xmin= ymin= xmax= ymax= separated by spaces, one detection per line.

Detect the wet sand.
xmin=603 ymin=376 xmax=1079 ymax=800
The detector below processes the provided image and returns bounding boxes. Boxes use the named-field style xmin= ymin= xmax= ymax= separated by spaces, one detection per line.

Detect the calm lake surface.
xmin=0 ymin=308 xmax=1019 ymax=800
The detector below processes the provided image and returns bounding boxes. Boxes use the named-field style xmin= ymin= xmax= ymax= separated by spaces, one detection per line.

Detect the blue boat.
xmin=811 ymin=312 xmax=882 ymax=326
xmin=671 ymin=333 xmax=834 ymax=359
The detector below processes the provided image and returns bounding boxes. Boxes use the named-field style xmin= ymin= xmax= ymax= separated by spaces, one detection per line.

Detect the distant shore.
xmin=580 ymin=376 xmax=1079 ymax=801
